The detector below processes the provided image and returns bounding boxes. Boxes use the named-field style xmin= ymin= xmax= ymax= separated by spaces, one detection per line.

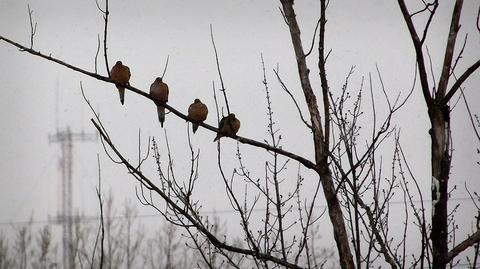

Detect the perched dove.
xmin=188 ymin=99 xmax=208 ymax=133
xmin=150 ymin=77 xmax=169 ymax=127
xmin=213 ymin=113 xmax=240 ymax=142
xmin=110 ymin=61 xmax=131 ymax=105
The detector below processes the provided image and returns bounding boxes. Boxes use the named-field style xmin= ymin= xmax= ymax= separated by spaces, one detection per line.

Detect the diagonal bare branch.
xmin=210 ymin=25 xmax=230 ymax=116
xmin=279 ymin=1 xmax=354 ymax=268
xmin=447 ymin=230 xmax=480 ymax=262
xmin=27 ymin=4 xmax=37 ymax=49
xmin=90 ymin=118 xmax=305 ymax=269
xmin=436 ymin=0 xmax=464 ymax=99
xmin=444 ymin=58 xmax=480 ymax=103
xmin=279 ymin=1 xmax=326 ymax=162
xmin=318 ymin=0 xmax=331 ymax=152
xmin=273 ymin=68 xmax=312 ymax=129
xmin=0 ymin=34 xmax=317 ymax=172
xmin=397 ymin=0 xmax=433 ymax=106
xmin=95 ymin=0 xmax=110 ymax=76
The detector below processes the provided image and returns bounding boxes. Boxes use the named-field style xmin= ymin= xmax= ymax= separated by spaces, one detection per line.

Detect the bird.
xmin=110 ymin=61 xmax=131 ymax=105
xmin=150 ymin=77 xmax=169 ymax=127
xmin=213 ymin=113 xmax=240 ymax=142
xmin=188 ymin=99 xmax=208 ymax=133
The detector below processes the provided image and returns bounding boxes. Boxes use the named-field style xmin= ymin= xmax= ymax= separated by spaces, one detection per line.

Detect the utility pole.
xmin=49 ymin=127 xmax=97 ymax=269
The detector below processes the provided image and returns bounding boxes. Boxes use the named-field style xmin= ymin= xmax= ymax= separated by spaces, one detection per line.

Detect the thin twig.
xmin=305 ymin=19 xmax=321 ymax=57
xmin=103 ymin=0 xmax=110 ymax=76
xmin=397 ymin=0 xmax=434 ymax=106
xmin=436 ymin=0 xmax=464 ymax=99
xmin=425 ymin=46 xmax=437 ymax=95
xmin=477 ymin=4 xmax=480 ymax=33
xmin=95 ymin=0 xmax=110 ymax=76
xmin=210 ymin=25 xmax=230 ymax=115
xmin=420 ymin=1 xmax=439 ymax=44
xmin=447 ymin=230 xmax=480 ymax=262
xmin=98 ymin=155 xmax=105 ymax=269
xmin=95 ymin=34 xmax=101 ymax=74
xmin=398 ymin=138 xmax=430 ymax=268
xmin=91 ymin=155 xmax=104 ymax=269
xmin=161 ymin=55 xmax=170 ymax=80
xmin=460 ymin=88 xmax=480 ymax=142
xmin=449 ymin=34 xmax=468 ymax=77
xmin=331 ymin=154 xmax=399 ymax=268
xmin=318 ymin=0 xmax=331 ymax=150
xmin=261 ymin=54 xmax=287 ymax=261
xmin=27 ymin=4 xmax=37 ymax=49
xmin=444 ymin=58 xmax=480 ymax=103
xmin=88 ymin=118 xmax=304 ymax=268
xmin=278 ymin=7 xmax=289 ymax=26
xmin=273 ymin=68 xmax=312 ymax=129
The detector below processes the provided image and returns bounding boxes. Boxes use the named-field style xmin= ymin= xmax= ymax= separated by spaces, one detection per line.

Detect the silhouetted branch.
xmin=95 ymin=0 xmax=110 ymax=76
xmin=295 ymin=167 xmax=324 ymax=264
xmin=436 ymin=0 xmax=464 ymax=99
xmin=91 ymin=155 xmax=105 ymax=269
xmin=447 ymin=230 xmax=480 ymax=262
xmin=27 ymin=4 xmax=37 ymax=49
xmin=397 ymin=0 xmax=433 ymax=106
xmin=397 ymin=140 xmax=430 ymax=267
xmin=273 ymin=68 xmax=312 ymax=129
xmin=331 ymin=153 xmax=399 ymax=269
xmin=305 ymin=19 xmax=320 ymax=57
xmin=477 ymin=5 xmax=480 ymax=33
xmin=95 ymin=34 xmax=101 ymax=74
xmin=280 ymin=1 xmax=354 ymax=268
xmin=460 ymin=88 xmax=480 ymax=142
xmin=330 ymin=65 xmax=409 ymax=195
xmin=0 ymin=35 xmax=317 ymax=171
xmin=80 ymin=83 xmax=121 ymax=165
xmin=420 ymin=1 xmax=438 ymax=44
xmin=261 ymin=54 xmax=287 ymax=261
xmin=444 ymin=58 xmax=480 ymax=103
xmin=449 ymin=34 xmax=468 ymax=77
xmin=210 ymin=25 xmax=230 ymax=116
xmin=161 ymin=55 xmax=169 ymax=80
xmin=318 ymin=0 xmax=331 ymax=150
xmin=89 ymin=118 xmax=304 ymax=269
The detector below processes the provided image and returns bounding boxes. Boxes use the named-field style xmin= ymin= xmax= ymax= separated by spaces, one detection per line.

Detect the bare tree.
xmin=0 ymin=232 xmax=14 ymax=269
xmin=12 ymin=220 xmax=33 ymax=269
xmin=397 ymin=1 xmax=480 ymax=268
xmin=142 ymin=222 xmax=193 ymax=269
xmin=31 ymin=226 xmax=56 ymax=269
xmin=122 ymin=201 xmax=144 ymax=269
xmin=103 ymin=192 xmax=124 ymax=269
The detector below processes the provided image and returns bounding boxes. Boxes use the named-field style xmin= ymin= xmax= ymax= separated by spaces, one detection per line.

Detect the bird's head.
xmin=156 ymin=77 xmax=163 ymax=83
xmin=194 ymin=98 xmax=200 ymax=103
xmin=116 ymin=61 xmax=122 ymax=65
xmin=229 ymin=113 xmax=236 ymax=119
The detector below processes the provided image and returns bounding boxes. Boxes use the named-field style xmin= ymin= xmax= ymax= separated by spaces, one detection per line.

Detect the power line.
xmin=0 ymin=197 xmax=475 ymax=226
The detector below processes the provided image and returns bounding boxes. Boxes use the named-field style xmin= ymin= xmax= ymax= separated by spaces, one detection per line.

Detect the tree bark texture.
xmin=429 ymin=104 xmax=451 ymax=269
xmin=430 ymin=1 xmax=462 ymax=268
xmin=280 ymin=1 xmax=355 ymax=268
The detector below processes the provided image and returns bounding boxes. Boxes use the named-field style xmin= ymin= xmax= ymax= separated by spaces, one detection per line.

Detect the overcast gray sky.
xmin=1 ymin=0 xmax=479 ymax=262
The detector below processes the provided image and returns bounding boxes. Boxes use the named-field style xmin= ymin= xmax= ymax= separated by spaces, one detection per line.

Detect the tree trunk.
xmin=319 ymin=169 xmax=355 ymax=269
xmin=279 ymin=1 xmax=355 ymax=267
xmin=429 ymin=103 xmax=451 ymax=269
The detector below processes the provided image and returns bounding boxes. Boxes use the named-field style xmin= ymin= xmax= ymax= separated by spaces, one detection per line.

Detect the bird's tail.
xmin=192 ymin=123 xmax=199 ymax=134
xmin=117 ymin=86 xmax=125 ymax=105
xmin=157 ymin=106 xmax=165 ymax=127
